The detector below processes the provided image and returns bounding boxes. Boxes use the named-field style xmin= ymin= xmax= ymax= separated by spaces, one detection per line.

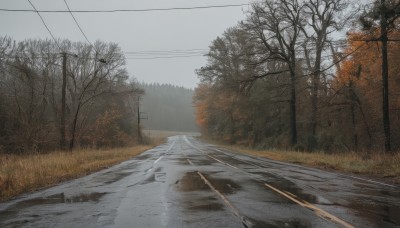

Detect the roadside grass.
xmin=220 ymin=145 xmax=400 ymax=184
xmin=0 ymin=145 xmax=152 ymax=202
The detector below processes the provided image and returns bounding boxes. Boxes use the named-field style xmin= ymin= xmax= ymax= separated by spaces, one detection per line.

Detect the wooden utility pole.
xmin=60 ymin=52 xmax=67 ymax=150
xmin=380 ymin=0 xmax=391 ymax=152
xmin=137 ymin=98 xmax=142 ymax=143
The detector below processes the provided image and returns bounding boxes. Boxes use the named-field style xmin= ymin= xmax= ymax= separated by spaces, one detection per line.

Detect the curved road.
xmin=1 ymin=136 xmax=399 ymax=227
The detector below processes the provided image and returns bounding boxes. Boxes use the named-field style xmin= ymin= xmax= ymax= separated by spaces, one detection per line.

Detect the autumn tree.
xmin=333 ymin=31 xmax=400 ymax=151
xmin=360 ymin=0 xmax=400 ymax=152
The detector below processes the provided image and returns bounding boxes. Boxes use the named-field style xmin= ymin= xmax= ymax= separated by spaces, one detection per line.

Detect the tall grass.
xmin=0 ymin=146 xmax=151 ymax=202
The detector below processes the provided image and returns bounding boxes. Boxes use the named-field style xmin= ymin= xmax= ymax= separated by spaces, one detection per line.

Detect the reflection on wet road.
xmin=1 ymin=135 xmax=399 ymax=227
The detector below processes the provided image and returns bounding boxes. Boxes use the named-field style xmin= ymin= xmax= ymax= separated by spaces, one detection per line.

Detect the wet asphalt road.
xmin=1 ymin=135 xmax=400 ymax=228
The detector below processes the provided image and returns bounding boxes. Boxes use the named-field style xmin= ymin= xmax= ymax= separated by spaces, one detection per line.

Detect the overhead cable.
xmin=63 ymin=0 xmax=93 ymax=47
xmin=27 ymin=0 xmax=61 ymax=50
xmin=0 ymin=3 xmax=249 ymax=13
xmin=125 ymin=54 xmax=205 ymax=60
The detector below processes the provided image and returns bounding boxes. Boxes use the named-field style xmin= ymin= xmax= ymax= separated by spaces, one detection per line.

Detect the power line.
xmin=124 ymin=49 xmax=208 ymax=54
xmin=0 ymin=3 xmax=249 ymax=13
xmin=27 ymin=0 xmax=61 ymax=50
xmin=1 ymin=39 xmax=361 ymax=61
xmin=301 ymin=43 xmax=367 ymax=78
xmin=63 ymin=0 xmax=93 ymax=47
xmin=125 ymin=54 xmax=205 ymax=60
xmin=124 ymin=51 xmax=208 ymax=57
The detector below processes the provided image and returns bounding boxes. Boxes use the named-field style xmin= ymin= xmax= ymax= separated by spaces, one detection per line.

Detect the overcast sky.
xmin=0 ymin=0 xmax=252 ymax=88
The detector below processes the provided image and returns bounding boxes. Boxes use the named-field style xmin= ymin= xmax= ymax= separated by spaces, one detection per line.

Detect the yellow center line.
xmin=186 ymin=158 xmax=194 ymax=166
xmin=207 ymin=154 xmax=239 ymax=169
xmin=264 ymin=183 xmax=354 ymax=228
xmin=185 ymin=142 xmax=353 ymax=227
xmin=186 ymin=158 xmax=247 ymax=224
xmin=197 ymin=171 xmax=242 ymax=219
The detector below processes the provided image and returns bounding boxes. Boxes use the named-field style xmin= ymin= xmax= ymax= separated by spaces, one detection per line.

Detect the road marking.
xmin=154 ymin=155 xmax=163 ymax=165
xmin=185 ymin=138 xmax=353 ymax=227
xmin=185 ymin=158 xmax=250 ymax=226
xmin=214 ymin=145 xmax=399 ymax=189
xmin=207 ymin=154 xmax=239 ymax=170
xmin=212 ymin=148 xmax=263 ymax=168
xmin=264 ymin=183 xmax=354 ymax=228
xmin=197 ymin=172 xmax=245 ymax=221
xmin=166 ymin=140 xmax=176 ymax=153
xmin=182 ymin=136 xmax=240 ymax=170
xmin=344 ymin=175 xmax=398 ymax=188
xmin=188 ymin=142 xmax=354 ymax=227
xmin=186 ymin=158 xmax=194 ymax=166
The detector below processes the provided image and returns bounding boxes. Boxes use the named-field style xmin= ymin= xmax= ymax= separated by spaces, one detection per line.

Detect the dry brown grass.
xmin=0 ymin=146 xmax=152 ymax=202
xmin=224 ymin=146 xmax=400 ymax=184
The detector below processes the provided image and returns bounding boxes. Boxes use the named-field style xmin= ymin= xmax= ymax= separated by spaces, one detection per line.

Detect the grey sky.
xmin=0 ymin=0 xmax=251 ymax=88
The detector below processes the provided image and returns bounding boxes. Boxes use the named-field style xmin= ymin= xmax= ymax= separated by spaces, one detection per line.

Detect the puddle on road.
xmin=188 ymin=202 xmax=224 ymax=211
xmin=263 ymin=174 xmax=400 ymax=226
xmin=346 ymin=197 xmax=400 ymax=226
xmin=178 ymin=172 xmax=241 ymax=195
xmin=205 ymin=175 xmax=241 ymax=195
xmin=267 ymin=178 xmax=336 ymax=206
xmin=178 ymin=172 xmax=209 ymax=192
xmin=0 ymin=192 xmax=107 ymax=222
xmin=251 ymin=170 xmax=335 ymax=206
xmin=15 ymin=192 xmax=108 ymax=206
xmin=102 ymin=172 xmax=134 ymax=184
xmin=242 ymin=218 xmax=309 ymax=228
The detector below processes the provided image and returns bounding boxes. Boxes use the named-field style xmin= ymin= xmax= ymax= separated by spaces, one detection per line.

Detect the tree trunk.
xmin=69 ymin=104 xmax=81 ymax=151
xmin=289 ymin=58 xmax=298 ymax=146
xmin=60 ymin=52 xmax=67 ymax=150
xmin=380 ymin=0 xmax=391 ymax=152
xmin=310 ymin=47 xmax=322 ymax=150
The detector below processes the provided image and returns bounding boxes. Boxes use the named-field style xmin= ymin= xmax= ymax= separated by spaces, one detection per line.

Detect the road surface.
xmin=1 ymin=135 xmax=399 ymax=227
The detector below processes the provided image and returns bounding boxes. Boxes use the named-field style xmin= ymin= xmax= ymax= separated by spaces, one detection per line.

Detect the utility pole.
xmin=137 ymin=99 xmax=142 ymax=144
xmin=60 ymin=52 xmax=67 ymax=150
xmin=136 ymin=97 xmax=148 ymax=144
xmin=380 ymin=0 xmax=391 ymax=152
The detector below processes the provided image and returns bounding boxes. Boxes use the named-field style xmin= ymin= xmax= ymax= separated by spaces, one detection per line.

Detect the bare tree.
xmin=0 ymin=37 xmax=143 ymax=153
xmin=244 ymin=0 xmax=305 ymax=146
xmin=65 ymin=41 xmax=131 ymax=150
xmin=301 ymin=0 xmax=350 ymax=150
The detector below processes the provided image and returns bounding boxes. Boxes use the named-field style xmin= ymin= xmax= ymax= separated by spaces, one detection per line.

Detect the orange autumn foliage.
xmin=336 ymin=31 xmax=400 ymax=105
xmin=333 ymin=30 xmax=400 ymax=148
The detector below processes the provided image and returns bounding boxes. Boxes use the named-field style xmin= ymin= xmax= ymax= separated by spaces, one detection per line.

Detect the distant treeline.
xmin=0 ymin=37 xmax=143 ymax=153
xmin=140 ymin=83 xmax=198 ymax=132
